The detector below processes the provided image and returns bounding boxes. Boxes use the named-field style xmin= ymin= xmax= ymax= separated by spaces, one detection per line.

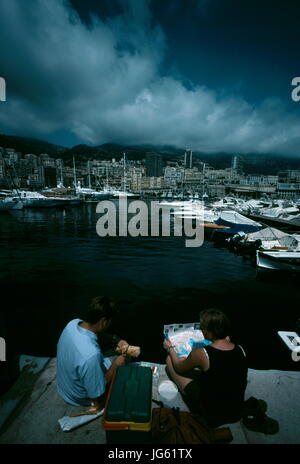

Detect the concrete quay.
xmin=0 ymin=356 xmax=299 ymax=444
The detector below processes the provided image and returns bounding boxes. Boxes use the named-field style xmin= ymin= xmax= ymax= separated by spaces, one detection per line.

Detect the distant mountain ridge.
xmin=0 ymin=133 xmax=66 ymax=156
xmin=0 ymin=133 xmax=299 ymax=174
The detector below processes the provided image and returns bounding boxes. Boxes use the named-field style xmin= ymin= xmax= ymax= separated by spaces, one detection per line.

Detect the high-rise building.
xmin=145 ymin=153 xmax=163 ymax=177
xmin=231 ymin=155 xmax=243 ymax=174
xmin=184 ymin=149 xmax=193 ymax=169
xmin=16 ymin=159 xmax=32 ymax=179
xmin=25 ymin=154 xmax=38 ymax=168
xmin=40 ymin=154 xmax=56 ymax=168
xmin=44 ymin=166 xmax=57 ymax=187
xmin=6 ymin=149 xmax=21 ymax=164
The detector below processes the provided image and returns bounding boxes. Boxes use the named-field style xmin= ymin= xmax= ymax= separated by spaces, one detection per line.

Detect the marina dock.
xmin=0 ymin=356 xmax=299 ymax=444
xmin=247 ymin=213 xmax=300 ymax=231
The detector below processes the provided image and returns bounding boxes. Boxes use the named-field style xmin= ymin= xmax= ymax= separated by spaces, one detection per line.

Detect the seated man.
xmin=56 ymin=296 xmax=127 ymax=411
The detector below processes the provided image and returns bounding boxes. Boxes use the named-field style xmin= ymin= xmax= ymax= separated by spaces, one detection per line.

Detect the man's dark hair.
xmin=199 ymin=308 xmax=231 ymax=340
xmin=85 ymin=296 xmax=117 ymax=325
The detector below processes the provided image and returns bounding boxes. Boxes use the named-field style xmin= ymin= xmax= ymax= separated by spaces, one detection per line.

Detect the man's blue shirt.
xmin=56 ymin=319 xmax=111 ymax=406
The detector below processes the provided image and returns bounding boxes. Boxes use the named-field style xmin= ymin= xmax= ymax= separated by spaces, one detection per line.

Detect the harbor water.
xmin=0 ymin=201 xmax=299 ymax=371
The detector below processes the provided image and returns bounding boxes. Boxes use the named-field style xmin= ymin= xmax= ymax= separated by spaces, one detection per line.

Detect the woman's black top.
xmin=184 ymin=344 xmax=248 ymax=427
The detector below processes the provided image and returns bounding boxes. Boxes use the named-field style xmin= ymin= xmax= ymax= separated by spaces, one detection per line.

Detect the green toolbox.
xmin=102 ymin=365 xmax=153 ymax=443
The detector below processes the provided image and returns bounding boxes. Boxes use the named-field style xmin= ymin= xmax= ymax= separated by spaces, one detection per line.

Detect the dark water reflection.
xmin=0 ymin=202 xmax=299 ymax=371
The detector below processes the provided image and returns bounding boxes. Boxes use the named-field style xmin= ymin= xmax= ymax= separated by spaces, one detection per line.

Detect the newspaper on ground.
xmin=164 ymin=322 xmax=212 ymax=357
xmin=58 ymin=408 xmax=104 ymax=432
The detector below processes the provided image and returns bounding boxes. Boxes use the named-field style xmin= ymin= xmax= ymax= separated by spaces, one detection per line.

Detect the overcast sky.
xmin=0 ymin=0 xmax=300 ymax=155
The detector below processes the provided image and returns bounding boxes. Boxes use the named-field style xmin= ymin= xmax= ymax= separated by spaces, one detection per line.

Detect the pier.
xmin=247 ymin=214 xmax=300 ymax=231
xmin=0 ymin=356 xmax=299 ymax=444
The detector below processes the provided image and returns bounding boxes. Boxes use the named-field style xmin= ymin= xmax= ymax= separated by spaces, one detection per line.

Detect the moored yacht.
xmin=0 ymin=192 xmax=23 ymax=211
xmin=256 ymin=250 xmax=300 ymax=272
xmin=12 ymin=190 xmax=67 ymax=208
xmin=76 ymin=184 xmax=110 ymax=201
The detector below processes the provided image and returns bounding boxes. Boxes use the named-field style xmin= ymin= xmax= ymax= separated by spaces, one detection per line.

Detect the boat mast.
xmin=123 ymin=152 xmax=127 ymax=192
xmin=73 ymin=156 xmax=77 ymax=188
xmin=106 ymin=165 xmax=109 ymax=189
xmin=202 ymin=162 xmax=205 ymax=199
xmin=60 ymin=163 xmax=63 ymax=186
xmin=87 ymin=161 xmax=91 ymax=189
xmin=0 ymin=148 xmax=23 ymax=202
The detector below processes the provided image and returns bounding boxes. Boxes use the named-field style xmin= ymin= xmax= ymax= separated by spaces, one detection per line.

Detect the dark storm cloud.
xmin=0 ymin=0 xmax=300 ymax=155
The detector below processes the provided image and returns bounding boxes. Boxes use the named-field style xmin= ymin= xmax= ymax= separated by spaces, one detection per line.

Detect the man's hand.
xmin=115 ymin=340 xmax=129 ymax=354
xmin=114 ymin=354 xmax=127 ymax=367
xmin=89 ymin=395 xmax=106 ymax=413
xmin=163 ymin=338 xmax=172 ymax=351
xmin=105 ymin=354 xmax=127 ymax=383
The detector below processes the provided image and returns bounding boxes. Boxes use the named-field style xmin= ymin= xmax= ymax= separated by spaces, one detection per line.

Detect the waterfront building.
xmin=226 ymin=183 xmax=276 ymax=197
xmin=183 ymin=167 xmax=203 ymax=187
xmin=6 ymin=149 xmax=21 ymax=164
xmin=231 ymin=155 xmax=243 ymax=174
xmin=0 ymin=163 xmax=7 ymax=188
xmin=276 ymin=182 xmax=300 ymax=199
xmin=62 ymin=167 xmax=76 ymax=187
xmin=205 ymin=169 xmax=237 ymax=182
xmin=0 ymin=163 xmax=5 ymax=179
xmin=278 ymin=170 xmax=300 ymax=183
xmin=184 ymin=149 xmax=193 ymax=169
xmin=16 ymin=159 xmax=32 ymax=178
xmin=145 ymin=153 xmax=163 ymax=177
xmin=141 ymin=176 xmax=164 ymax=190
xmin=25 ymin=166 xmax=45 ymax=189
xmin=240 ymin=175 xmax=279 ymax=186
xmin=164 ymin=166 xmax=184 ymax=184
xmin=44 ymin=167 xmax=57 ymax=187
xmin=25 ymin=154 xmax=38 ymax=169
xmin=128 ymin=167 xmax=143 ymax=192
xmin=207 ymin=184 xmax=226 ymax=198
xmin=40 ymin=154 xmax=56 ymax=168
xmin=36 ymin=166 xmax=45 ymax=185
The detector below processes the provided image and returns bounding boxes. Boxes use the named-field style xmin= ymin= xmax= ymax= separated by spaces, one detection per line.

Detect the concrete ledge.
xmin=0 ymin=358 xmax=299 ymax=444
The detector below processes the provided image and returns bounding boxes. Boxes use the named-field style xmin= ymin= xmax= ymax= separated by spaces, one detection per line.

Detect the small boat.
xmin=112 ymin=191 xmax=140 ymax=199
xmin=229 ymin=227 xmax=300 ymax=255
xmin=42 ymin=188 xmax=84 ymax=205
xmin=12 ymin=190 xmax=65 ymax=208
xmin=157 ymin=200 xmax=195 ymax=208
xmin=256 ymin=250 xmax=300 ymax=272
xmin=76 ymin=185 xmax=110 ymax=200
xmin=278 ymin=330 xmax=300 ymax=353
xmin=0 ymin=196 xmax=23 ymax=211
xmin=213 ymin=210 xmax=262 ymax=235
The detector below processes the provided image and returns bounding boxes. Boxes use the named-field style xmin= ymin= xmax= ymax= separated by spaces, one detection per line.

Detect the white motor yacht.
xmin=0 ymin=195 xmax=23 ymax=211
xmin=256 ymin=250 xmax=300 ymax=272
xmin=12 ymin=190 xmax=64 ymax=208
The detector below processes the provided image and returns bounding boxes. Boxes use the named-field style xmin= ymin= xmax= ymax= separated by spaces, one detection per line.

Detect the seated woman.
xmin=163 ymin=308 xmax=248 ymax=428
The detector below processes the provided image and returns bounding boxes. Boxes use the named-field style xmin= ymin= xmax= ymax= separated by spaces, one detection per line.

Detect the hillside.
xmin=0 ymin=133 xmax=299 ymax=174
xmin=0 ymin=134 xmax=66 ymax=156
